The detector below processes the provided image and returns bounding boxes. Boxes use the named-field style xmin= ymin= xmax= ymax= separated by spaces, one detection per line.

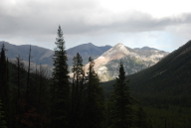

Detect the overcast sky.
xmin=0 ymin=0 xmax=191 ymax=52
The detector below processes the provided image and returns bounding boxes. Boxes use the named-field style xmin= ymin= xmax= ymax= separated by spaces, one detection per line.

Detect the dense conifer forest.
xmin=0 ymin=26 xmax=190 ymax=128
xmin=0 ymin=26 xmax=149 ymax=128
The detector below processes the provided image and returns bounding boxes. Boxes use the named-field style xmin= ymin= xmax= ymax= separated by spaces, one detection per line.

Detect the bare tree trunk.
xmin=26 ymin=45 xmax=31 ymax=99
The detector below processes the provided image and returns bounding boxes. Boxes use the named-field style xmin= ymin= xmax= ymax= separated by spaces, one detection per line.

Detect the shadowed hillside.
xmin=128 ymin=40 xmax=191 ymax=106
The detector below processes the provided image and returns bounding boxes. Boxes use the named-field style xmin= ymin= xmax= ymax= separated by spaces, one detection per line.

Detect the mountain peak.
xmin=114 ymin=43 xmax=126 ymax=48
xmin=110 ymin=43 xmax=132 ymax=55
xmin=102 ymin=43 xmax=129 ymax=58
xmin=113 ymin=43 xmax=126 ymax=50
xmin=85 ymin=42 xmax=95 ymax=46
xmin=141 ymin=46 xmax=154 ymax=50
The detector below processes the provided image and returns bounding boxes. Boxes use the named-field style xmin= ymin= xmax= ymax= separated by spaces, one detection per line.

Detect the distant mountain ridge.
xmin=67 ymin=43 xmax=112 ymax=65
xmin=0 ymin=41 xmax=54 ymax=66
xmin=0 ymin=41 xmax=168 ymax=81
xmin=0 ymin=41 xmax=111 ymax=66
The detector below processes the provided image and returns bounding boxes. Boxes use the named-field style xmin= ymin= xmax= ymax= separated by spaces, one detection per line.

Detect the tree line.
xmin=0 ymin=26 xmax=150 ymax=128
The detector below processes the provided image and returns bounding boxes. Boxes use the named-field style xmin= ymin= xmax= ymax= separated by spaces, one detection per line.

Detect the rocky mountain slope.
xmin=87 ymin=43 xmax=168 ymax=81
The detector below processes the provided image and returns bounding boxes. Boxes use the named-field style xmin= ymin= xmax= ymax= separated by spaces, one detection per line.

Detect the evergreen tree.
xmin=51 ymin=25 xmax=70 ymax=128
xmin=83 ymin=57 xmax=105 ymax=128
xmin=71 ymin=53 xmax=85 ymax=102
xmin=70 ymin=53 xmax=85 ymax=128
xmin=0 ymin=44 xmax=9 ymax=127
xmin=110 ymin=62 xmax=132 ymax=128
xmin=0 ymin=44 xmax=8 ymax=99
xmin=0 ymin=98 xmax=7 ymax=128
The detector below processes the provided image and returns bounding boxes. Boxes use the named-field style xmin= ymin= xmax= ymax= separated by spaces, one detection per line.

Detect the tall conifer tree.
xmin=83 ymin=57 xmax=105 ymax=128
xmin=110 ymin=62 xmax=132 ymax=128
xmin=0 ymin=44 xmax=8 ymax=99
xmin=70 ymin=53 xmax=85 ymax=128
xmin=0 ymin=44 xmax=9 ymax=127
xmin=51 ymin=26 xmax=70 ymax=128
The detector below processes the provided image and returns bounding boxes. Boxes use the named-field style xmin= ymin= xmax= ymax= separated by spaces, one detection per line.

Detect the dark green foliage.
xmin=0 ymin=44 xmax=51 ymax=128
xmin=109 ymin=62 xmax=132 ymax=128
xmin=69 ymin=53 xmax=85 ymax=128
xmin=0 ymin=44 xmax=9 ymax=101
xmin=83 ymin=57 xmax=105 ymax=128
xmin=51 ymin=25 xmax=70 ymax=128
xmin=119 ymin=40 xmax=191 ymax=127
xmin=122 ymin=40 xmax=191 ymax=128
xmin=14 ymin=56 xmax=24 ymax=128
xmin=144 ymin=106 xmax=191 ymax=128
xmin=0 ymin=44 xmax=9 ymax=127
xmin=69 ymin=55 xmax=105 ymax=128
xmin=9 ymin=62 xmax=51 ymax=128
xmin=135 ymin=107 xmax=152 ymax=128
xmin=0 ymin=98 xmax=7 ymax=128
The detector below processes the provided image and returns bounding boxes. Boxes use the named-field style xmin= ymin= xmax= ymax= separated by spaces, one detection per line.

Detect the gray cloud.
xmin=0 ymin=0 xmax=190 ymax=51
